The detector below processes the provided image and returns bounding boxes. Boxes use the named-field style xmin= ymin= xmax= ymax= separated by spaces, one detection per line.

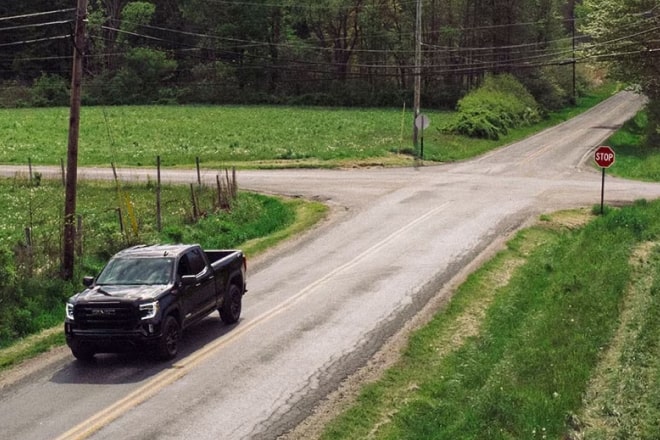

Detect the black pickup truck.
xmin=65 ymin=244 xmax=247 ymax=361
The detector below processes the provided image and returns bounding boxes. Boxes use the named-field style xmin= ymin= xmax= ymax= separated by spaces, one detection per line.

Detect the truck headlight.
xmin=66 ymin=303 xmax=75 ymax=321
xmin=139 ymin=301 xmax=160 ymax=320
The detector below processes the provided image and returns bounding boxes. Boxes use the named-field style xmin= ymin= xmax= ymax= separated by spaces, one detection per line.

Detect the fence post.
xmin=156 ymin=155 xmax=162 ymax=232
xmin=60 ymin=158 xmax=66 ymax=186
xmin=196 ymin=157 xmax=201 ymax=186
xmin=190 ymin=183 xmax=199 ymax=220
xmin=24 ymin=227 xmax=33 ymax=277
xmin=76 ymin=215 xmax=83 ymax=257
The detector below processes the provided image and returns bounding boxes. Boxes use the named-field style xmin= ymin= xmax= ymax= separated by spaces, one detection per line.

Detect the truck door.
xmin=177 ymin=249 xmax=216 ymax=323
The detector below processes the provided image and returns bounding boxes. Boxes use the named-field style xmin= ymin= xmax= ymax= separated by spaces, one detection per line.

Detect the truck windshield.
xmin=96 ymin=257 xmax=174 ymax=285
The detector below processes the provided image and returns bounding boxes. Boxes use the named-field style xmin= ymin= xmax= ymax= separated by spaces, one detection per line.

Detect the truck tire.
xmin=155 ymin=315 xmax=180 ymax=360
xmin=71 ymin=345 xmax=95 ymax=362
xmin=219 ymin=284 xmax=242 ymax=324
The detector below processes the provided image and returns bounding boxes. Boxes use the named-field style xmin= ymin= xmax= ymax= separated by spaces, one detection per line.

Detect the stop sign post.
xmin=415 ymin=114 xmax=430 ymax=160
xmin=594 ymin=146 xmax=615 ymax=214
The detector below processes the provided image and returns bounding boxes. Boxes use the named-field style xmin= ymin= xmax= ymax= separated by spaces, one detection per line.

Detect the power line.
xmin=0 ymin=34 xmax=69 ymax=48
xmin=5 ymin=22 xmax=651 ymax=75
xmin=0 ymin=8 xmax=75 ymax=22
xmin=0 ymin=19 xmax=72 ymax=32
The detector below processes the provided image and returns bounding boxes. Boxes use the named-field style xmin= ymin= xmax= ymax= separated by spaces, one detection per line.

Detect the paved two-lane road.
xmin=1 ymin=91 xmax=659 ymax=440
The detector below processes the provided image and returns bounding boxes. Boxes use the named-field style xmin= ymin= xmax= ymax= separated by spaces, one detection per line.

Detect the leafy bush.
xmin=0 ymin=81 xmax=32 ymax=108
xmin=30 ymin=74 xmax=70 ymax=107
xmin=109 ymin=48 xmax=177 ymax=104
xmin=646 ymin=99 xmax=660 ymax=148
xmin=0 ymin=259 xmax=73 ymax=348
xmin=443 ymin=74 xmax=541 ymax=140
xmin=517 ymin=66 xmax=585 ymax=111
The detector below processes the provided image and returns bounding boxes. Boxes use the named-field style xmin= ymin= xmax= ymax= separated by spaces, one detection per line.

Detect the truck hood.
xmin=72 ymin=284 xmax=170 ymax=302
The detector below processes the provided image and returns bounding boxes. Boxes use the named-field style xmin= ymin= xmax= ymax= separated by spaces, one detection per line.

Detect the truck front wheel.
xmin=155 ymin=315 xmax=180 ymax=360
xmin=219 ymin=284 xmax=242 ymax=324
xmin=71 ymin=345 xmax=95 ymax=362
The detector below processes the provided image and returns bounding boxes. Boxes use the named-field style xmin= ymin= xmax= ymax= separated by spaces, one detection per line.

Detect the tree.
xmin=180 ymin=0 xmax=283 ymax=92
xmin=0 ymin=1 xmax=72 ymax=83
xmin=579 ymin=0 xmax=660 ymax=146
xmin=290 ymin=0 xmax=365 ymax=81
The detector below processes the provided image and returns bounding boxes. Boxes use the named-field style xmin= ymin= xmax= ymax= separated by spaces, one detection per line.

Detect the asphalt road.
xmin=1 ymin=91 xmax=659 ymax=440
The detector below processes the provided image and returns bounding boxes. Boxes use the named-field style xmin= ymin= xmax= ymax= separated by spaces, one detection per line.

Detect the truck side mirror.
xmin=82 ymin=276 xmax=94 ymax=287
xmin=180 ymin=274 xmax=197 ymax=286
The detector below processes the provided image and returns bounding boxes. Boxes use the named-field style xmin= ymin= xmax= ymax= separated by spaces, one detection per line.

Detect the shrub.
xmin=30 ymin=74 xmax=70 ymax=107
xmin=443 ymin=74 xmax=541 ymax=140
xmin=0 ymin=81 xmax=32 ymax=108
xmin=0 ymin=251 xmax=73 ymax=348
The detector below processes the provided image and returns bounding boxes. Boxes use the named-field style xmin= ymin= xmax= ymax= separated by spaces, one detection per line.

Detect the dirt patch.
xmin=0 ymin=328 xmax=70 ymax=391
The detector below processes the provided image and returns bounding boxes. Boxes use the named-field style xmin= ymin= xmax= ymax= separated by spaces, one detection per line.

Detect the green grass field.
xmin=0 ymin=87 xmax=616 ymax=169
xmin=0 ymin=105 xmax=444 ymax=167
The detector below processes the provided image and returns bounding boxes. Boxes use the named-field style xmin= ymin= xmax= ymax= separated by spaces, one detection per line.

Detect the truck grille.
xmin=73 ymin=302 xmax=138 ymax=330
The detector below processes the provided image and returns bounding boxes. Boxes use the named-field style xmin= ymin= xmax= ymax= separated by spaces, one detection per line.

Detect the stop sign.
xmin=594 ymin=146 xmax=615 ymax=168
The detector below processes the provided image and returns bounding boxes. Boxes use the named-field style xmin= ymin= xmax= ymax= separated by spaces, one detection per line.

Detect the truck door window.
xmin=178 ymin=255 xmax=193 ymax=277
xmin=178 ymin=249 xmax=206 ymax=278
xmin=187 ymin=249 xmax=206 ymax=275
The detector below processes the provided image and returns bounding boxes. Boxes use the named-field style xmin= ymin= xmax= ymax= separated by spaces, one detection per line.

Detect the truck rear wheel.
xmin=155 ymin=315 xmax=180 ymax=360
xmin=219 ymin=284 xmax=242 ymax=324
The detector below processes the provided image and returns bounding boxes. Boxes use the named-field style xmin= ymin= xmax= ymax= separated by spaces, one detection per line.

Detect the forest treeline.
xmin=0 ymin=0 xmax=585 ymax=110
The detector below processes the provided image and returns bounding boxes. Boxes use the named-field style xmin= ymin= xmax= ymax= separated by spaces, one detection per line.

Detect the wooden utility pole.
xmin=571 ymin=3 xmax=577 ymax=105
xmin=62 ymin=0 xmax=87 ymax=280
xmin=412 ymin=0 xmax=422 ymax=153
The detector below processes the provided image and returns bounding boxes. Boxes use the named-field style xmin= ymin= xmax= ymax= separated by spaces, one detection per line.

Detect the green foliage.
xmin=0 ymin=275 xmax=73 ymax=348
xmin=29 ymin=74 xmax=69 ymax=107
xmin=518 ymin=65 xmax=588 ymax=111
xmin=606 ymin=110 xmax=660 ymax=182
xmin=109 ymin=48 xmax=178 ymax=104
xmin=443 ymin=74 xmax=541 ymax=140
xmin=119 ymin=2 xmax=156 ymax=36
xmin=178 ymin=62 xmax=241 ymax=104
xmin=163 ymin=193 xmax=295 ymax=249
xmin=0 ymin=81 xmax=32 ymax=108
xmin=2 ymin=0 xmax=576 ymax=108
xmin=579 ymin=0 xmax=660 ymax=99
xmin=645 ymin=98 xmax=660 ymax=147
